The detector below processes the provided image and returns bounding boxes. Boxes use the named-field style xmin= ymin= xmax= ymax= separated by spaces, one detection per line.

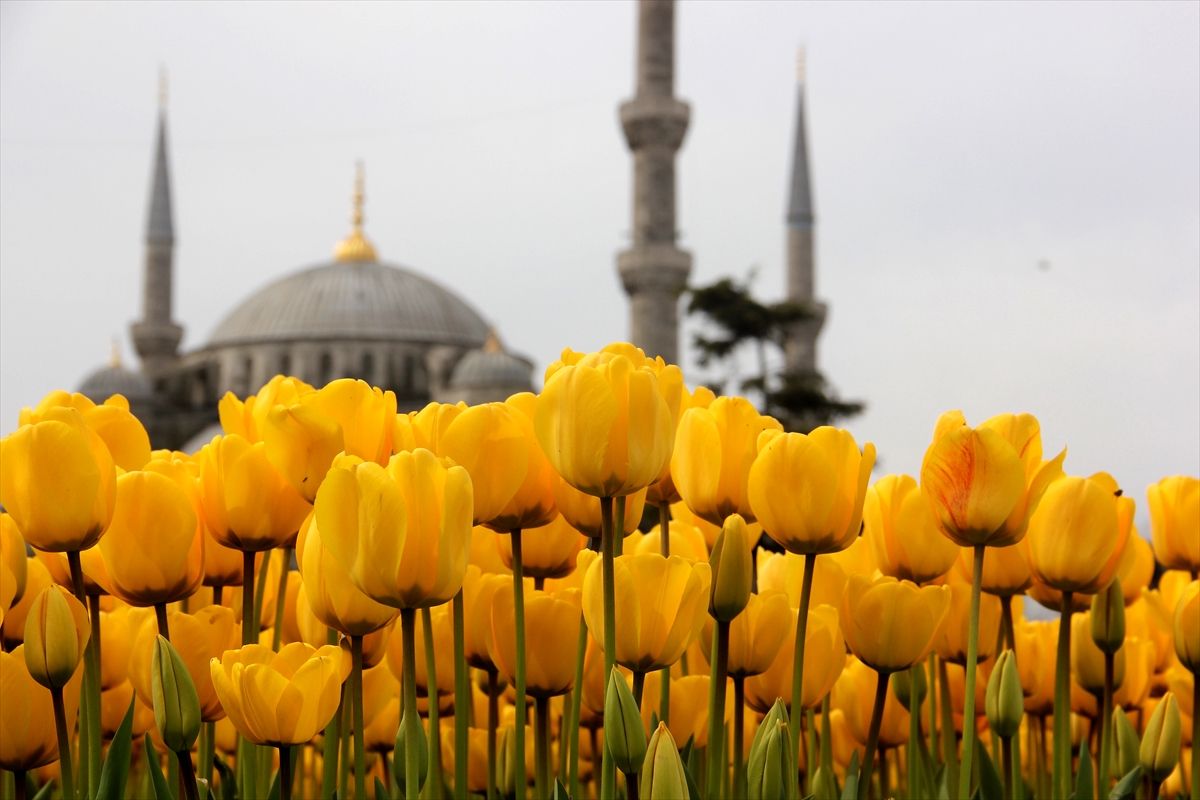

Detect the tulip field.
xmin=0 ymin=341 xmax=1197 ymax=800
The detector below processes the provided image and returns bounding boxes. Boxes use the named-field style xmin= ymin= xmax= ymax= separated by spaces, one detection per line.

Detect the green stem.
xmin=928 ymin=653 xmax=939 ymax=765
xmin=568 ymin=614 xmax=587 ymax=800
xmin=14 ymin=770 xmax=26 ymax=800
xmin=486 ymin=670 xmax=499 ymax=800
xmin=805 ymin=707 xmax=817 ymax=793
xmin=51 ymin=688 xmax=74 ymax=800
xmin=938 ymin=658 xmax=959 ymax=795
xmin=1001 ymin=595 xmax=1016 ymax=652
xmin=338 ymin=696 xmax=350 ymax=800
xmin=1099 ymin=650 xmax=1114 ymax=797
xmin=908 ymin=665 xmax=922 ymax=798
xmin=321 ymin=629 xmax=342 ymax=800
xmin=352 ymin=635 xmax=366 ymax=800
xmin=733 ymin=676 xmax=746 ymax=798
xmin=658 ymin=501 xmax=670 ymax=555
xmin=858 ymin=670 xmax=890 ymax=800
xmin=632 ymin=670 xmax=646 ymax=709
xmin=199 ymin=721 xmax=215 ymax=796
xmin=1191 ymin=685 xmax=1199 ymax=800
xmin=155 ymin=602 xmax=171 ymax=640
xmin=401 ymin=608 xmax=422 ymax=800
xmin=510 ymin=527 xmax=528 ymax=800
xmin=421 ymin=608 xmax=443 ymax=800
xmin=820 ymin=695 xmax=832 ymax=772
xmin=242 ymin=551 xmax=256 ymax=645
xmin=705 ymin=621 xmax=730 ymax=800
xmin=657 ymin=502 xmax=673 ymax=733
xmin=1053 ymin=592 xmax=1074 ymax=800
xmin=790 ymin=552 xmax=817 ymax=772
xmin=84 ymin=592 xmax=102 ymax=799
xmin=178 ymin=749 xmax=200 ymax=800
xmin=599 ymin=496 xmax=617 ymax=800
xmin=534 ymin=696 xmax=551 ymax=799
xmin=452 ymin=589 xmax=468 ymax=800
xmin=958 ymin=544 xmax=985 ymax=800
xmin=271 ymin=548 xmax=292 ymax=651
xmin=1002 ymin=735 xmax=1014 ymax=800
xmin=278 ymin=745 xmax=293 ymax=800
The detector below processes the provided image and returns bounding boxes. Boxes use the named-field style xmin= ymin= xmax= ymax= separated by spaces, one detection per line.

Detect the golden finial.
xmin=110 ymin=337 xmax=122 ymax=368
xmin=334 ymin=161 xmax=378 ymax=263
xmin=158 ymin=66 xmax=168 ymax=111
xmin=483 ymin=329 xmax=503 ymax=354
xmin=796 ymin=46 xmax=807 ymax=84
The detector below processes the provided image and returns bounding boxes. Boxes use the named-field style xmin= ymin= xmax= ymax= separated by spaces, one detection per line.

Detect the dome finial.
xmin=796 ymin=45 xmax=806 ymax=84
xmin=483 ymin=328 xmax=503 ymax=353
xmin=334 ymin=160 xmax=378 ymax=263
xmin=158 ymin=65 xmax=168 ymax=111
xmin=110 ymin=336 xmax=123 ymax=368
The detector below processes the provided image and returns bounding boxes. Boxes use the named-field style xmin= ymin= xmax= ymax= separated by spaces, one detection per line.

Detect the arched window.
xmin=361 ymin=351 xmax=375 ymax=383
xmin=279 ymin=351 xmax=291 ymax=377
xmin=319 ymin=352 xmax=333 ymax=386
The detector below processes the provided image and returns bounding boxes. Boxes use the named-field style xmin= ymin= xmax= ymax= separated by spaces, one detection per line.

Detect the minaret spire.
xmin=616 ymin=0 xmax=692 ymax=364
xmin=131 ymin=68 xmax=184 ymax=378
xmin=783 ymin=47 xmax=826 ymax=374
xmin=334 ymin=161 xmax=378 ymax=263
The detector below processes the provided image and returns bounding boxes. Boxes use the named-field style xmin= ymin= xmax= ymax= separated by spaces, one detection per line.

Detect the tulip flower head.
xmin=1147 ymin=476 xmax=1200 ymax=573
xmin=0 ymin=645 xmax=81 ymax=771
xmin=839 ymin=574 xmax=951 ymax=673
xmin=20 ymin=389 xmax=151 ymax=471
xmin=865 ymin=474 xmax=959 ymax=584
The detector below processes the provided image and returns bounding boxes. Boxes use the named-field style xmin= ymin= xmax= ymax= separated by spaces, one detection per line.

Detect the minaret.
xmin=616 ymin=0 xmax=692 ymax=365
xmin=130 ymin=71 xmax=183 ymax=379
xmin=783 ymin=50 xmax=826 ymax=375
xmin=333 ymin=162 xmax=378 ymax=263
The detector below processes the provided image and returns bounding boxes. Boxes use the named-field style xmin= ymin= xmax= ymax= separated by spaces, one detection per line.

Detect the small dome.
xmin=206 ymin=260 xmax=491 ymax=349
xmin=449 ymin=333 xmax=533 ymax=392
xmin=77 ymin=363 xmax=154 ymax=403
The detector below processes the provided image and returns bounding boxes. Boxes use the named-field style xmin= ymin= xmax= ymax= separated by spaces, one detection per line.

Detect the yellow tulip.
xmin=935 ymin=579 xmax=1002 ymax=665
xmin=469 ymin=526 xmax=510 ymax=575
xmin=744 ymin=602 xmax=844 ymax=712
xmin=582 ymin=553 xmax=711 ymax=671
xmin=1114 ymin=532 xmax=1155 ymax=605
xmin=489 ymin=586 xmax=581 ymax=697
xmin=646 ymin=384 xmax=716 ymax=507
xmin=97 ymin=470 xmax=204 ymax=606
xmin=1 ymin=556 xmax=51 ymax=649
xmin=386 ymin=602 xmax=455 ymax=697
xmin=1027 ymin=577 xmax=1093 ymax=614
xmin=1128 ymin=594 xmax=1173 ymax=676
xmin=839 ymin=574 xmax=950 ymax=673
xmin=23 ymin=585 xmax=90 ymax=689
xmin=99 ymin=681 xmax=154 ymax=741
xmin=462 ymin=567 xmax=511 ymax=670
xmin=864 ymin=474 xmax=959 ymax=584
xmin=217 ymin=374 xmax=314 ymax=442
xmin=553 ymin=477 xmax=647 ymax=539
xmin=1 ymin=408 xmax=116 ymax=553
xmin=1014 ymin=618 xmax=1057 ymax=715
xmin=99 ymin=605 xmax=143 ymax=690
xmin=919 ymin=411 xmax=1065 ymax=547
xmin=437 ymin=726 xmax=491 ymax=793
xmin=131 ymin=605 xmax=238 ymax=722
xmin=198 ymin=434 xmax=310 ymax=552
xmin=640 ymin=673 xmax=711 ymax=747
xmin=317 ymin=450 xmax=472 ymax=610
xmin=209 ymin=642 xmax=347 ymax=746
xmin=361 ymin=664 xmax=401 ymax=752
xmin=296 ymin=512 xmax=396 ymax=637
xmin=0 ymin=645 xmax=81 ymax=770
xmin=671 ymin=501 xmax=723 ymax=550
xmin=535 ymin=350 xmax=680 ymax=498
xmin=495 ymin=513 xmax=584 ymax=580
xmin=1071 ymin=612 xmax=1124 ymax=695
xmin=747 ymin=427 xmax=876 ymax=555
xmin=833 ymin=658 xmax=909 ymax=748
xmin=21 ymin=389 xmax=151 ymax=471
xmin=1025 ymin=473 xmax=1133 ymax=595
xmin=671 ymin=396 xmax=782 ymax=526
xmin=757 ymin=552 xmax=847 ymax=611
xmin=956 ymin=543 xmax=1032 ymax=597
xmin=261 ymin=401 xmax=343 ymax=503
xmin=1114 ymin=637 xmax=1155 ymax=710
xmin=1174 ymin=581 xmax=1199 ymax=674
xmin=627 ymin=520 xmax=709 ymax=563
xmin=481 ymin=393 xmax=558 ymax=532
xmin=1147 ymin=476 xmax=1199 ymax=574
xmin=309 ymin=378 xmax=397 ymax=465
xmin=943 ymin=660 xmax=991 ymax=730
xmin=0 ymin=514 xmax=27 ymax=608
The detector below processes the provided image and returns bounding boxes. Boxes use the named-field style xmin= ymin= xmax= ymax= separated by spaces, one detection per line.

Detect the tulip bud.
xmin=746 ymin=718 xmax=793 ymax=800
xmin=151 ymin=635 xmax=201 ymax=753
xmin=23 ymin=585 xmax=89 ymax=690
xmin=1173 ymin=580 xmax=1199 ymax=674
xmin=811 ymin=765 xmax=838 ymax=800
xmin=891 ymin=667 xmax=927 ymax=711
xmin=495 ymin=725 xmax=517 ymax=796
xmin=639 ymin=722 xmax=689 ymax=800
xmin=709 ymin=514 xmax=753 ymax=622
xmin=395 ymin=714 xmax=429 ymax=795
xmin=604 ymin=668 xmax=647 ymax=775
xmin=1113 ymin=708 xmax=1140 ymax=778
xmin=1090 ymin=579 xmax=1125 ymax=655
xmin=1138 ymin=693 xmax=1181 ymax=783
xmin=985 ymin=650 xmax=1023 ymax=739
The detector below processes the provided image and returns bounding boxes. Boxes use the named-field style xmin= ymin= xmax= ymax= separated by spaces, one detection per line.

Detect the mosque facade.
xmin=76 ymin=0 xmax=821 ymax=450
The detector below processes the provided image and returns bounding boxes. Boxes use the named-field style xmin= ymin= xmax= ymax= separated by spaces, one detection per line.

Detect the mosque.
xmin=74 ymin=0 xmax=823 ymax=450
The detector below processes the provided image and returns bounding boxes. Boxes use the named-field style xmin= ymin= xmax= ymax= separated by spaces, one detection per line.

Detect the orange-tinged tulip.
xmin=463 ymin=567 xmax=511 ymax=670
xmin=865 ymin=474 xmax=959 ymax=584
xmin=218 ymin=374 xmax=315 ymax=442
xmin=198 ymin=434 xmax=310 ymax=552
xmin=495 ymin=514 xmax=584 ymax=580
xmin=317 ymin=450 xmax=472 ymax=610
xmin=1147 ymin=476 xmax=1199 ymax=573
xmin=535 ymin=350 xmax=679 ymax=498
xmin=582 ymin=553 xmax=711 ymax=672
xmin=0 ymin=514 xmax=27 ymax=608
xmin=489 ymin=586 xmax=581 ymax=697
xmin=957 ymin=543 xmax=1032 ymax=597
xmin=554 ymin=477 xmax=647 ymax=539
xmin=1025 ymin=473 xmax=1133 ymax=595
xmin=209 ymin=642 xmax=347 ymax=746
xmin=21 ymin=390 xmax=151 ymax=471
xmin=839 ymin=574 xmax=950 ymax=673
xmin=131 ymin=605 xmax=238 ymax=722
xmin=748 ymin=427 xmax=876 ymax=556
xmin=1 ymin=556 xmax=51 ymax=648
xmin=0 ymin=409 xmax=116 ymax=552
xmin=744 ymin=602 xmax=845 ymax=713
xmin=1174 ymin=581 xmax=1200 ymax=673
xmin=936 ymin=579 xmax=1002 ymax=665
xmin=296 ymin=512 xmax=396 ymax=637
xmin=98 ymin=470 xmax=204 ymax=606
xmin=671 ymin=396 xmax=782 ymax=526
xmin=758 ymin=552 xmax=847 ymax=611
xmin=833 ymin=658 xmax=909 ymax=748
xmin=0 ymin=645 xmax=81 ymax=770
xmin=385 ymin=603 xmax=455 ymax=697
xmin=24 ymin=585 xmax=90 ymax=689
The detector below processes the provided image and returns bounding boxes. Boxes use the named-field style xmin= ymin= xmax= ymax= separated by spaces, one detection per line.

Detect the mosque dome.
xmin=77 ymin=343 xmax=154 ymax=403
xmin=448 ymin=331 xmax=533 ymax=393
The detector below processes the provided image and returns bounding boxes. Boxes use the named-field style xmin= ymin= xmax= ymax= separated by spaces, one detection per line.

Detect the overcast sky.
xmin=2 ymin=0 xmax=1197 ymax=521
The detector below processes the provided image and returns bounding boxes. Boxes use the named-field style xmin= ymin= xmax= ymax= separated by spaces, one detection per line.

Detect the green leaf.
xmin=840 ymin=752 xmax=860 ymax=800
xmin=975 ymin=738 xmax=1004 ymax=800
xmin=552 ymin=778 xmax=570 ymax=800
xmin=373 ymin=775 xmax=389 ymax=800
xmin=30 ymin=780 xmax=54 ymax=800
xmin=683 ymin=765 xmax=703 ymax=800
xmin=1074 ymin=745 xmax=1093 ymax=800
xmin=212 ymin=754 xmax=238 ymax=800
xmin=96 ymin=699 xmax=136 ymax=800
xmin=1108 ymin=765 xmax=1142 ymax=800
xmin=936 ymin=766 xmax=951 ymax=800
xmin=266 ymin=767 xmax=281 ymax=800
xmin=144 ymin=735 xmax=174 ymax=800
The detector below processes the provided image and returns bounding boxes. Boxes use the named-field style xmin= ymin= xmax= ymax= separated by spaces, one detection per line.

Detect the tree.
xmin=686 ymin=271 xmax=863 ymax=432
